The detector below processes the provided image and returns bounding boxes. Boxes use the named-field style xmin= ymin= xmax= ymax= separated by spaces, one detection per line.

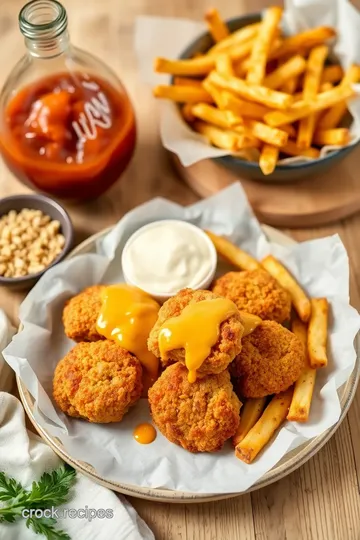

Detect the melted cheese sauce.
xmin=96 ymin=284 xmax=160 ymax=388
xmin=133 ymin=423 xmax=157 ymax=444
xmin=240 ymin=312 xmax=262 ymax=336
xmin=158 ymin=298 xmax=239 ymax=383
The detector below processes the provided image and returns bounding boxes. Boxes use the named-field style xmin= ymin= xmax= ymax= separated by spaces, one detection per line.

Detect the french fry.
xmin=227 ymin=40 xmax=255 ymax=62
xmin=308 ymin=298 xmax=329 ymax=368
xmin=202 ymin=79 xmax=227 ymax=108
xmin=245 ymin=119 xmax=288 ymax=147
xmin=160 ymin=38 xmax=251 ymax=75
xmin=280 ymin=123 xmax=297 ymax=138
xmin=234 ymin=147 xmax=261 ymax=161
xmin=317 ymin=64 xmax=360 ymax=129
xmin=173 ymin=77 xmax=203 ymax=87
xmin=235 ymin=388 xmax=293 ymax=464
xmin=313 ymin=127 xmax=350 ymax=146
xmin=153 ymin=85 xmax=213 ymax=103
xmin=207 ymin=23 xmax=260 ymax=55
xmin=318 ymin=81 xmax=333 ymax=92
xmin=270 ymin=27 xmax=336 ymax=60
xmin=321 ymin=64 xmax=343 ymax=84
xmin=263 ymin=55 xmax=307 ymax=90
xmin=287 ymin=318 xmax=316 ymax=423
xmin=222 ymin=93 xmax=296 ymax=139
xmin=191 ymin=103 xmax=242 ymax=128
xmin=221 ymin=91 xmax=271 ymax=119
xmin=281 ymin=76 xmax=299 ymax=94
xmin=246 ymin=6 xmax=283 ymax=84
xmin=208 ymin=71 xmax=294 ymax=110
xmin=193 ymin=121 xmax=239 ymax=150
xmin=259 ymin=144 xmax=279 ymax=175
xmin=215 ymin=53 xmax=235 ymax=77
xmin=261 ymin=255 xmax=311 ymax=322
xmin=297 ymin=45 xmax=328 ymax=149
xmin=233 ymin=60 xmax=248 ymax=79
xmin=293 ymin=81 xmax=333 ymax=102
xmin=205 ymin=8 xmax=229 ymax=42
xmin=264 ymin=84 xmax=355 ymax=126
xmin=232 ymin=398 xmax=267 ymax=446
xmin=205 ymin=230 xmax=261 ymax=271
xmin=235 ymin=133 xmax=262 ymax=149
xmin=181 ymin=104 xmax=195 ymax=122
xmin=281 ymin=140 xmax=320 ymax=158
xmin=154 ymin=56 xmax=215 ymax=76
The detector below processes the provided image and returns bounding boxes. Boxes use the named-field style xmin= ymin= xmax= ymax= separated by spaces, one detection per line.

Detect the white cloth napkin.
xmin=0 ymin=312 xmax=154 ymax=540
xmin=0 ymin=311 xmax=15 ymax=393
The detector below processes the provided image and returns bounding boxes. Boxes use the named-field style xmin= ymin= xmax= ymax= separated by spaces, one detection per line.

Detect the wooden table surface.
xmin=1 ymin=1 xmax=359 ymax=539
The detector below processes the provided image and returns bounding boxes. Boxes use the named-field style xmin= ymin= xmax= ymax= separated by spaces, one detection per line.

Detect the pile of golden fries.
xmin=206 ymin=231 xmax=329 ymax=463
xmin=153 ymin=6 xmax=360 ymax=175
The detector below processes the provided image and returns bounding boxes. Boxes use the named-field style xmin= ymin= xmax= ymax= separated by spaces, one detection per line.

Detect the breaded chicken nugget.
xmin=148 ymin=363 xmax=241 ymax=452
xmin=232 ymin=321 xmax=305 ymax=398
xmin=53 ymin=341 xmax=142 ymax=423
xmin=63 ymin=285 xmax=105 ymax=342
xmin=148 ymin=288 xmax=244 ymax=376
xmin=212 ymin=269 xmax=291 ymax=323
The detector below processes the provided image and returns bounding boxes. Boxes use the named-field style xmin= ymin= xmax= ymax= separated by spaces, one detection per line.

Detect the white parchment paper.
xmin=3 ymin=183 xmax=360 ymax=494
xmin=135 ymin=0 xmax=360 ymax=167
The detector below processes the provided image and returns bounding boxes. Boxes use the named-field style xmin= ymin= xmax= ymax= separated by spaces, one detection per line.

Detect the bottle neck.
xmin=19 ymin=0 xmax=70 ymax=59
xmin=25 ymin=29 xmax=70 ymax=58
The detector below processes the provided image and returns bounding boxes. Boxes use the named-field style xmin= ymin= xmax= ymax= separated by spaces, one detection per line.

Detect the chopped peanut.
xmin=0 ymin=208 xmax=66 ymax=278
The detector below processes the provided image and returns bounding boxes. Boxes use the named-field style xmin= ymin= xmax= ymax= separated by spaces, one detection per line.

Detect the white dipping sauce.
xmin=122 ymin=220 xmax=217 ymax=296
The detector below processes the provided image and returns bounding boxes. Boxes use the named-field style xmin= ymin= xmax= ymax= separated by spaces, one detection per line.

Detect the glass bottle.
xmin=0 ymin=0 xmax=136 ymax=201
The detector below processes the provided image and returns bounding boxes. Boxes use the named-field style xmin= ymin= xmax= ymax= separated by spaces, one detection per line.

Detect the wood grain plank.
xmin=333 ymin=215 xmax=360 ymax=494
xmin=251 ymin=418 xmax=360 ymax=540
xmin=130 ymin=496 xmax=256 ymax=540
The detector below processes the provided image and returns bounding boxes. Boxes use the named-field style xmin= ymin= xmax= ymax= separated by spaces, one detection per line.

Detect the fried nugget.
xmin=212 ymin=269 xmax=291 ymax=323
xmin=232 ymin=320 xmax=305 ymax=398
xmin=148 ymin=288 xmax=244 ymax=376
xmin=63 ymin=285 xmax=105 ymax=342
xmin=148 ymin=363 xmax=241 ymax=452
xmin=53 ymin=341 xmax=143 ymax=423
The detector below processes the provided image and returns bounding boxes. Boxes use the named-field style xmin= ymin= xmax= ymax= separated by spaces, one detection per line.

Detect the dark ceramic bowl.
xmin=178 ymin=13 xmax=360 ymax=183
xmin=0 ymin=194 xmax=74 ymax=290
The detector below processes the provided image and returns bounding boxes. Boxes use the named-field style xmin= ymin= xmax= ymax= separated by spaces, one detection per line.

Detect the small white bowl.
xmin=121 ymin=220 xmax=217 ymax=302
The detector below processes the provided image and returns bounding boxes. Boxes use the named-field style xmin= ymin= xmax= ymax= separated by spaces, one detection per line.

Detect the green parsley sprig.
xmin=0 ymin=465 xmax=76 ymax=539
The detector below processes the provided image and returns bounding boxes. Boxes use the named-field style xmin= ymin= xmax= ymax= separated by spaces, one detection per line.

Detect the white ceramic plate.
xmin=16 ymin=225 xmax=360 ymax=503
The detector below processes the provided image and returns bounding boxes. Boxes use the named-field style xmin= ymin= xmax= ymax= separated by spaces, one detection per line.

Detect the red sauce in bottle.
xmin=0 ymin=72 xmax=136 ymax=200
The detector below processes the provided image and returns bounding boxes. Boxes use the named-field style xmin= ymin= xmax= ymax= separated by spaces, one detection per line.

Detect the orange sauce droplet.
xmin=158 ymin=298 xmax=238 ymax=383
xmin=96 ymin=284 xmax=160 ymax=390
xmin=133 ymin=423 xmax=157 ymax=444
xmin=240 ymin=312 xmax=262 ymax=336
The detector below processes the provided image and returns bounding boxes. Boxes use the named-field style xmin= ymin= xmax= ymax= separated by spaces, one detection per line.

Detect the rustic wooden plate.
xmin=173 ymin=154 xmax=360 ymax=228
xmin=16 ymin=225 xmax=360 ymax=503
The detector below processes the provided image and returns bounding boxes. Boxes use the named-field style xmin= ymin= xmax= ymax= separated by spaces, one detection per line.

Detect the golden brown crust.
xmin=62 ymin=285 xmax=105 ymax=342
xmin=232 ymin=320 xmax=305 ymax=398
xmin=212 ymin=269 xmax=291 ymax=323
xmin=148 ymin=363 xmax=241 ymax=452
xmin=148 ymin=288 xmax=244 ymax=375
xmin=53 ymin=340 xmax=143 ymax=423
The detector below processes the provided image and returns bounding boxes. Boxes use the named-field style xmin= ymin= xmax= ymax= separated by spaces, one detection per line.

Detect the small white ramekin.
xmin=121 ymin=220 xmax=217 ymax=302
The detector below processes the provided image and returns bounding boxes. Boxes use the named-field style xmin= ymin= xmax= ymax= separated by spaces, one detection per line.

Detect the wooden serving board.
xmin=172 ymin=151 xmax=360 ymax=228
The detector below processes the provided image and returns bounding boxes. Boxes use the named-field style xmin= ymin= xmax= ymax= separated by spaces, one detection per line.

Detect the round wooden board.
xmin=15 ymin=225 xmax=360 ymax=503
xmin=172 ymin=151 xmax=360 ymax=228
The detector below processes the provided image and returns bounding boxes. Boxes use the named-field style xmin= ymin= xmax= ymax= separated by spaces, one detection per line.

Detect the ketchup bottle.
xmin=0 ymin=0 xmax=136 ymax=200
